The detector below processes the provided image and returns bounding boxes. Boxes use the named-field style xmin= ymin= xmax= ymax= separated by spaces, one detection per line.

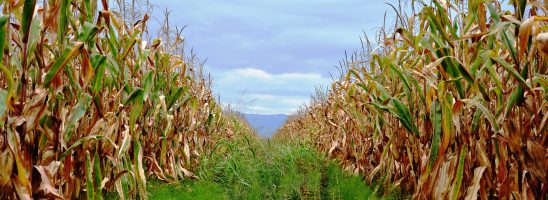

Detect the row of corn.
xmin=0 ymin=0 xmax=252 ymax=199
xmin=276 ymin=0 xmax=547 ymax=199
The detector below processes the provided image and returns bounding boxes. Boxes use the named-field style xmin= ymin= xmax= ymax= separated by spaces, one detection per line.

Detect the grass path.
xmin=144 ymin=138 xmax=393 ymax=199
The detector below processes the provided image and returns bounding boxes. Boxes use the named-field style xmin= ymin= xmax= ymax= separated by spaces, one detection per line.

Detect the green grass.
xmin=326 ymin=162 xmax=383 ymax=200
xmin=146 ymin=179 xmax=226 ymax=200
xmin=128 ymin=137 xmax=395 ymax=200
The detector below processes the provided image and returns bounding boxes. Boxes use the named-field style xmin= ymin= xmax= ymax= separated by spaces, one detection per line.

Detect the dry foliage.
xmin=0 ymin=0 xmax=248 ymax=199
xmin=277 ymin=0 xmax=547 ymax=199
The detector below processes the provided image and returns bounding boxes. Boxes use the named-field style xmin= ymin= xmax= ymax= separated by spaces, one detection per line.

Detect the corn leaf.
xmin=43 ymin=42 xmax=84 ymax=86
xmin=451 ymin=145 xmax=467 ymax=200
xmin=0 ymin=15 xmax=9 ymax=63
xmin=21 ymin=0 xmax=36 ymax=43
xmin=65 ymin=93 xmax=92 ymax=140
xmin=428 ymin=100 xmax=441 ymax=170
xmin=85 ymin=151 xmax=95 ymax=200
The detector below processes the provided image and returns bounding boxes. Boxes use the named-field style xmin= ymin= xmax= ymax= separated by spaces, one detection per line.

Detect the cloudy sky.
xmin=147 ymin=0 xmax=401 ymax=114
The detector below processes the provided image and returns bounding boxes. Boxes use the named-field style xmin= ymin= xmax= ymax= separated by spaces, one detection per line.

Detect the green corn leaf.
xmin=124 ymin=88 xmax=144 ymax=106
xmin=482 ymin=52 xmax=504 ymax=92
xmin=432 ymin=0 xmax=458 ymax=39
xmin=492 ymin=57 xmax=532 ymax=93
xmin=60 ymin=135 xmax=115 ymax=159
xmin=58 ymin=0 xmax=70 ymax=48
xmin=389 ymin=63 xmax=412 ymax=94
xmin=64 ymin=93 xmax=92 ymax=140
xmin=487 ymin=3 xmax=500 ymax=23
xmin=501 ymin=28 xmax=518 ymax=65
xmin=455 ymin=60 xmax=474 ymax=85
xmin=21 ymin=0 xmax=36 ymax=43
xmin=85 ymin=151 xmax=95 ymax=200
xmin=25 ymin=18 xmax=41 ymax=60
xmin=0 ymin=15 xmax=9 ymax=63
xmin=84 ymin=0 xmax=93 ymax=22
xmin=477 ymin=82 xmax=491 ymax=102
xmin=471 ymin=109 xmax=482 ymax=133
xmin=373 ymin=81 xmax=391 ymax=101
xmin=107 ymin=26 xmax=119 ymax=59
xmin=425 ymin=7 xmax=454 ymax=47
xmin=142 ymin=72 xmax=154 ymax=101
xmin=390 ymin=98 xmax=420 ymax=136
xmin=106 ymin=55 xmax=120 ymax=79
xmin=167 ymin=87 xmax=185 ymax=110
xmin=43 ymin=42 xmax=84 ymax=86
xmin=0 ymin=63 xmax=14 ymax=111
xmin=470 ymin=54 xmax=483 ymax=77
xmin=451 ymin=145 xmax=467 ymax=200
xmin=462 ymin=98 xmax=499 ymax=132
xmin=428 ymin=100 xmax=442 ymax=170
xmin=129 ymin=101 xmax=143 ymax=132
xmin=504 ymin=64 xmax=528 ymax=117
xmin=120 ymin=37 xmax=137 ymax=61
xmin=440 ymin=90 xmax=453 ymax=156
xmin=91 ymin=54 xmax=107 ymax=95
xmin=0 ymin=90 xmax=6 ymax=118
xmin=516 ymin=0 xmax=527 ymax=20
xmin=78 ymin=22 xmax=100 ymax=43
xmin=94 ymin=151 xmax=103 ymax=200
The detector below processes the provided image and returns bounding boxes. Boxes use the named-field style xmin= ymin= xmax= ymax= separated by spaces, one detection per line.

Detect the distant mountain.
xmin=244 ymin=114 xmax=288 ymax=138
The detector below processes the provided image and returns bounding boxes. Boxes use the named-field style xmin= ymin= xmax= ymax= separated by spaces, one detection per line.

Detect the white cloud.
xmin=207 ymin=67 xmax=332 ymax=114
xmin=145 ymin=0 xmax=405 ymax=114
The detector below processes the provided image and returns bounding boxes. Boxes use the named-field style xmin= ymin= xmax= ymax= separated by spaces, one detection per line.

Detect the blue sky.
xmin=147 ymin=0 xmax=401 ymax=114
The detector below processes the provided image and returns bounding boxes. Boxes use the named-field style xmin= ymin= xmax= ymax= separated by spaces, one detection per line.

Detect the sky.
xmin=146 ymin=0 xmax=402 ymax=114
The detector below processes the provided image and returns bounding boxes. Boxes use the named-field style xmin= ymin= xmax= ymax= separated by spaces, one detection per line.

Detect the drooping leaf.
xmin=44 ymin=42 xmax=84 ymax=86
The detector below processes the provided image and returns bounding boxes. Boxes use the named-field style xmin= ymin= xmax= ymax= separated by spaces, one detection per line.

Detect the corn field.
xmin=276 ymin=0 xmax=547 ymax=199
xmin=0 ymin=0 xmax=247 ymax=199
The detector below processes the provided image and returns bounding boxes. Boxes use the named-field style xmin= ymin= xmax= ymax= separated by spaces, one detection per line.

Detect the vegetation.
xmin=277 ymin=0 xmax=547 ymax=199
xmin=145 ymin=133 xmax=386 ymax=200
xmin=0 ymin=0 xmax=254 ymax=199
